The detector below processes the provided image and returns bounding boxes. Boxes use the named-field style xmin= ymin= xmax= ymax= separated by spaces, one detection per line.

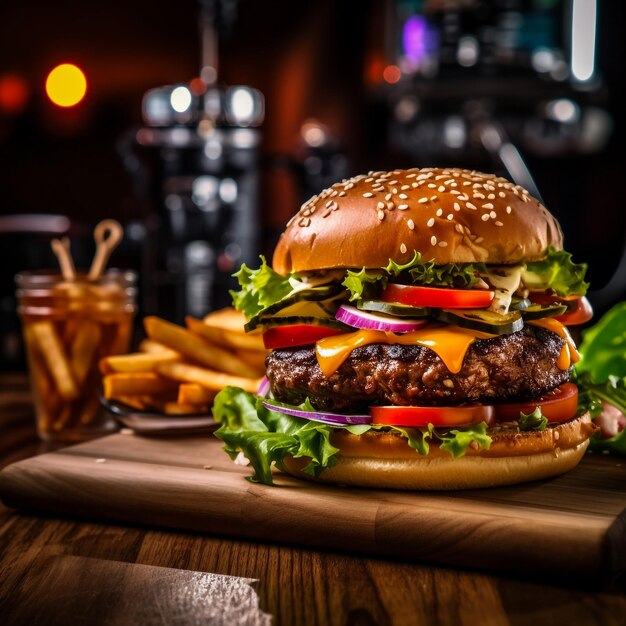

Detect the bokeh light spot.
xmin=45 ymin=64 xmax=87 ymax=108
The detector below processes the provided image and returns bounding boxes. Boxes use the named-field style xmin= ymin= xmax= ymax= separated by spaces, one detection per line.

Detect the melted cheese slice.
xmin=527 ymin=317 xmax=581 ymax=370
xmin=315 ymin=325 xmax=493 ymax=377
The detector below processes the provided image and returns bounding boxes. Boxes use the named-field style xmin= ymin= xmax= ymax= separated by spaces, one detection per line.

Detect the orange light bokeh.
xmin=0 ymin=74 xmax=30 ymax=114
xmin=45 ymin=64 xmax=87 ymax=108
xmin=382 ymin=65 xmax=402 ymax=84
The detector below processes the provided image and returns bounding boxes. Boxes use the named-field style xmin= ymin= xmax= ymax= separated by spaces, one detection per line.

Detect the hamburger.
xmin=213 ymin=166 xmax=597 ymax=489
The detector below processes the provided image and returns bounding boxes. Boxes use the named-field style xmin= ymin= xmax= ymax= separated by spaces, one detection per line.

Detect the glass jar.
xmin=16 ymin=269 xmax=137 ymax=442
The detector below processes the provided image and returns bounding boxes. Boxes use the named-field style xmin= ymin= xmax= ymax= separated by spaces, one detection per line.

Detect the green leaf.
xmin=230 ymin=256 xmax=298 ymax=319
xmin=438 ymin=422 xmax=492 ymax=459
xmin=577 ymin=301 xmax=626 ymax=382
xmin=518 ymin=407 xmax=548 ymax=431
xmin=342 ymin=252 xmax=485 ymax=301
xmin=589 ymin=428 xmax=626 ymax=456
xmin=522 ymin=247 xmax=589 ymax=296
xmin=342 ymin=268 xmax=386 ymax=301
xmin=212 ymin=387 xmax=340 ymax=485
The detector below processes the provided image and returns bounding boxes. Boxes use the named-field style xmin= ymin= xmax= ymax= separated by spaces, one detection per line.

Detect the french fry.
xmin=155 ymin=361 xmax=262 ymax=394
xmin=234 ymin=347 xmax=267 ymax=375
xmin=145 ymin=316 xmax=259 ymax=378
xmin=191 ymin=314 xmax=265 ymax=351
xmin=103 ymin=372 xmax=178 ymax=399
xmin=138 ymin=339 xmax=180 ymax=357
xmin=115 ymin=395 xmax=150 ymax=411
xmin=30 ymin=321 xmax=79 ymax=401
xmin=70 ymin=319 xmax=102 ymax=385
xmin=177 ymin=383 xmax=218 ymax=406
xmin=164 ymin=402 xmax=209 ymax=415
xmin=99 ymin=351 xmax=180 ymax=374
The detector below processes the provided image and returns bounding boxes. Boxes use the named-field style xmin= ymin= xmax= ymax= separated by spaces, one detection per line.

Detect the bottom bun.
xmin=281 ymin=413 xmax=595 ymax=490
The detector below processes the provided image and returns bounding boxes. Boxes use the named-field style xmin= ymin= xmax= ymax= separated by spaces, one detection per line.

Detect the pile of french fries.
xmin=100 ymin=308 xmax=266 ymax=415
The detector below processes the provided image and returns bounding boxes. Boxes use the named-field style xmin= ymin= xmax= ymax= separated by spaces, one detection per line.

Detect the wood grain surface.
xmin=1 ymin=375 xmax=626 ymax=626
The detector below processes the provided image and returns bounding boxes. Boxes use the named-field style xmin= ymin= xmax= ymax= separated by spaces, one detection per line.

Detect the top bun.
xmin=272 ymin=167 xmax=563 ymax=275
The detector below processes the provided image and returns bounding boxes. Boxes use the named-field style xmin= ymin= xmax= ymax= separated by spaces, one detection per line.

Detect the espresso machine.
xmin=122 ymin=0 xmax=264 ymax=323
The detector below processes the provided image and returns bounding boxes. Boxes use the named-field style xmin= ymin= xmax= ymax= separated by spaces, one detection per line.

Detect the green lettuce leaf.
xmin=438 ymin=422 xmax=492 ymax=459
xmin=576 ymin=301 xmax=626 ymax=382
xmin=342 ymin=251 xmax=485 ymax=301
xmin=522 ymin=247 xmax=589 ymax=296
xmin=213 ymin=386 xmax=339 ymax=484
xmin=342 ymin=268 xmax=386 ymax=302
xmin=212 ymin=387 xmax=493 ymax=484
xmin=230 ymin=256 xmax=297 ymax=319
xmin=518 ymin=407 xmax=548 ymax=431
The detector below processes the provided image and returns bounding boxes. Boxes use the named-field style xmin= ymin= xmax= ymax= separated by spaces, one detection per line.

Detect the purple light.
xmin=403 ymin=16 xmax=428 ymax=64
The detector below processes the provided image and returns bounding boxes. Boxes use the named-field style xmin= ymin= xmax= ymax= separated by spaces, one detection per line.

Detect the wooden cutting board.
xmin=1 ymin=432 xmax=625 ymax=582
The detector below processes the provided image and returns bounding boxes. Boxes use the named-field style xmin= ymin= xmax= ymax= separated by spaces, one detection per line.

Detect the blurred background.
xmin=1 ymin=0 xmax=624 ymax=369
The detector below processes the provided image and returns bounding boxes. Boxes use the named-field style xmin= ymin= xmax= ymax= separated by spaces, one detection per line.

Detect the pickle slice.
xmin=520 ymin=302 xmax=568 ymax=320
xmin=434 ymin=308 xmax=523 ymax=335
xmin=357 ymin=300 xmax=431 ymax=318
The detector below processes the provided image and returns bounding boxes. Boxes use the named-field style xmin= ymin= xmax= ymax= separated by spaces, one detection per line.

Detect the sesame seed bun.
xmin=272 ymin=167 xmax=563 ymax=275
xmin=281 ymin=413 xmax=596 ymax=490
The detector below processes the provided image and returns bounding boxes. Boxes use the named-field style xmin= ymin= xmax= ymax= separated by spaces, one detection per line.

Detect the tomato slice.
xmin=493 ymin=383 xmax=579 ymax=423
xmin=529 ymin=294 xmax=593 ymax=326
xmin=263 ymin=325 xmax=344 ymax=350
xmin=370 ymin=404 xmax=494 ymax=428
xmin=382 ymin=284 xmax=494 ymax=309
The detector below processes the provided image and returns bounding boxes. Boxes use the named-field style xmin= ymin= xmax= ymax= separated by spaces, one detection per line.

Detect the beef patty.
xmin=265 ymin=326 xmax=571 ymax=413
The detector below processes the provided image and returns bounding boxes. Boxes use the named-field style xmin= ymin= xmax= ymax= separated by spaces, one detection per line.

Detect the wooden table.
xmin=1 ymin=374 xmax=625 ymax=626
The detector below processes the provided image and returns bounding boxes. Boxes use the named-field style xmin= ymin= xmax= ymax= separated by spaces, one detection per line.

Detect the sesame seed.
xmin=488 ymin=194 xmax=495 ymax=200
xmin=389 ymin=180 xmax=398 ymax=185
xmin=483 ymin=203 xmax=494 ymax=209
xmin=428 ymin=183 xmax=437 ymax=189
xmin=363 ymin=192 xmax=374 ymax=198
xmin=377 ymin=201 xmax=385 ymax=209
xmin=431 ymin=235 xmax=437 ymax=246
xmin=377 ymin=210 xmax=385 ymax=221
xmin=325 ymin=200 xmax=333 ymax=208
xmin=338 ymin=191 xmax=346 ymax=197
xmin=427 ymin=218 xmax=435 ymax=227
xmin=398 ymin=204 xmax=409 ymax=210
xmin=463 ymin=181 xmax=472 ymax=186
xmin=475 ymin=237 xmax=484 ymax=243
xmin=447 ymin=214 xmax=454 ymax=220
xmin=407 ymin=219 xmax=415 ymax=230
xmin=455 ymin=224 xmax=464 ymax=233
xmin=438 ymin=185 xmax=446 ymax=192
xmin=400 ymin=243 xmax=407 ymax=254
xmin=466 ymin=202 xmax=477 ymax=210
xmin=436 ymin=208 xmax=443 ymax=216
xmin=387 ymin=201 xmax=395 ymax=210
xmin=385 ymin=193 xmax=392 ymax=201
xmin=373 ymin=186 xmax=385 ymax=192
xmin=473 ymin=192 xmax=485 ymax=199
xmin=481 ymin=214 xmax=490 ymax=221
xmin=330 ymin=190 xmax=338 ymax=197
xmin=411 ymin=182 xmax=419 ymax=188
xmin=438 ymin=241 xmax=448 ymax=248
xmin=499 ymin=192 xmax=506 ymax=198
xmin=418 ymin=197 xmax=428 ymax=203
xmin=364 ymin=177 xmax=374 ymax=182
xmin=399 ymin=193 xmax=408 ymax=199
xmin=451 ymin=190 xmax=460 ymax=195
xmin=406 ymin=173 xmax=417 ymax=179
xmin=299 ymin=217 xmax=310 ymax=226
xmin=454 ymin=202 xmax=460 ymax=211
xmin=495 ymin=221 xmax=503 ymax=227
xmin=431 ymin=195 xmax=438 ymax=201
xmin=490 ymin=210 xmax=497 ymax=218
xmin=506 ymin=206 xmax=512 ymax=214
xmin=401 ymin=185 xmax=410 ymax=190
